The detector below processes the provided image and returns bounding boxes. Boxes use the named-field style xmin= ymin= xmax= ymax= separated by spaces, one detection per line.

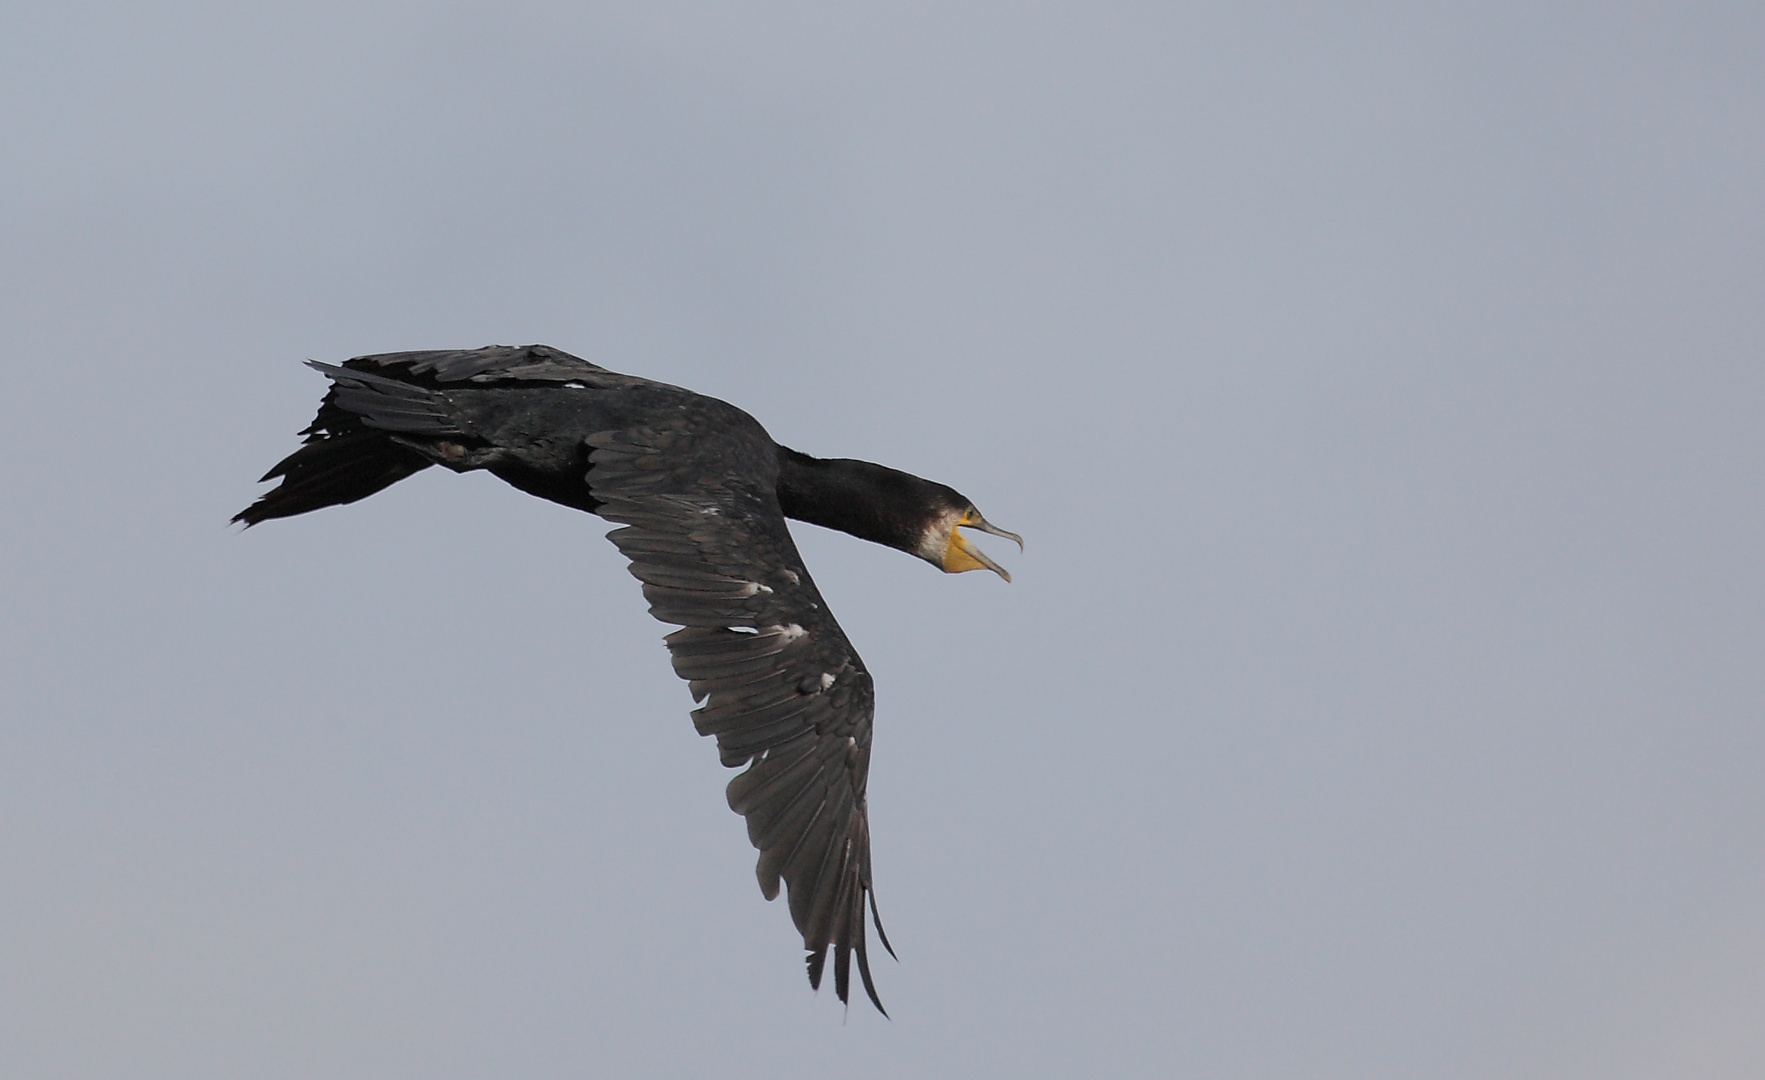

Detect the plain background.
xmin=2 ymin=3 xmax=1762 ymax=1077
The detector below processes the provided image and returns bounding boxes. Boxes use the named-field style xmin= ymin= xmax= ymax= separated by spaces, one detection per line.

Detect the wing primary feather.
xmin=745 ymin=767 xmax=829 ymax=852
xmin=671 ymin=648 xmax=793 ymax=685
xmin=856 ymin=939 xmax=887 ymax=1016
xmin=716 ymin=725 xmax=813 ymax=768
xmin=724 ymin=741 xmax=821 ymax=816
xmin=690 ymin=696 xmax=814 ymax=738
xmin=691 ymin=679 xmax=811 ymax=721
xmin=834 ymin=941 xmax=852 ymax=1007
xmin=756 ymin=841 xmax=789 ymax=901
xmin=704 ymin=699 xmax=830 ymax=758
xmin=868 ymin=885 xmax=896 ymax=960
xmin=618 ymin=534 xmax=702 ymax=556
xmin=801 ymin=836 xmax=856 ymax=1005
xmin=715 ymin=720 xmax=822 ymax=768
xmin=784 ymin=803 xmax=842 ymax=932
xmin=803 ymin=833 xmax=856 ymax=948
xmin=693 ymin=680 xmax=810 ymax=721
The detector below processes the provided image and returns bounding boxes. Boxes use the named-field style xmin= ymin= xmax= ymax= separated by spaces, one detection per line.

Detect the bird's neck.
xmin=775 ymin=446 xmax=927 ymax=554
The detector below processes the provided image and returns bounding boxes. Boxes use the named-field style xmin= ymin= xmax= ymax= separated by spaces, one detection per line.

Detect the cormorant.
xmin=235 ymin=344 xmax=1019 ymax=1013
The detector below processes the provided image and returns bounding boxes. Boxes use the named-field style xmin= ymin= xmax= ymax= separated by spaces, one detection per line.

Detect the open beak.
xmin=941 ymin=510 xmax=1023 ymax=582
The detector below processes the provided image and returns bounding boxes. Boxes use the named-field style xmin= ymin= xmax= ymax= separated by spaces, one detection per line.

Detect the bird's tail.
xmin=232 ymin=362 xmax=456 ymax=527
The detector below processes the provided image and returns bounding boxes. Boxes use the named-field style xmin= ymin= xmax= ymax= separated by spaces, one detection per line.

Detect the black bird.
xmin=235 ymin=344 xmax=1019 ymax=1013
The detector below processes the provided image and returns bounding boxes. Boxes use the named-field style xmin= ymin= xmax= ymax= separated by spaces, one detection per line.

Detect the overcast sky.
xmin=3 ymin=3 xmax=1763 ymax=1077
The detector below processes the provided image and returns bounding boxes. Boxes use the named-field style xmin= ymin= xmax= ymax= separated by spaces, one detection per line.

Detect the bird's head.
xmin=914 ymin=501 xmax=1023 ymax=582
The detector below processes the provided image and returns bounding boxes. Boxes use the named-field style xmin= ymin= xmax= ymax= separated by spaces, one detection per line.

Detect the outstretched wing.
xmin=585 ymin=413 xmax=894 ymax=1012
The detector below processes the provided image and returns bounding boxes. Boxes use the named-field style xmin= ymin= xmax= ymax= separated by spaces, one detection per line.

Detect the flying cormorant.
xmin=235 ymin=344 xmax=1019 ymax=1013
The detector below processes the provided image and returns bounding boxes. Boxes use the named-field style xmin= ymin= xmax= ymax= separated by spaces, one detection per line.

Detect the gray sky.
xmin=3 ymin=3 xmax=1762 ymax=1077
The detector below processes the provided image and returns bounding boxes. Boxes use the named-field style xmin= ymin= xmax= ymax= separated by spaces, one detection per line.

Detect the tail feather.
xmin=234 ymin=429 xmax=432 ymax=526
xmin=234 ymin=362 xmax=457 ymax=527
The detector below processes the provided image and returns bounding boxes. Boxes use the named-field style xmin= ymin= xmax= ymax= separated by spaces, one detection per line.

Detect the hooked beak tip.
xmin=963 ymin=513 xmax=1024 ymax=553
xmin=946 ymin=522 xmax=1016 ymax=582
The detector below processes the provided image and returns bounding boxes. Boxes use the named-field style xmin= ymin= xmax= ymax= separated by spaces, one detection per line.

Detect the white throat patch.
xmin=914 ymin=506 xmax=965 ymax=564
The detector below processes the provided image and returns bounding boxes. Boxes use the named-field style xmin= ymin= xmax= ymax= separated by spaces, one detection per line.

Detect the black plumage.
xmin=235 ymin=344 xmax=1019 ymax=1013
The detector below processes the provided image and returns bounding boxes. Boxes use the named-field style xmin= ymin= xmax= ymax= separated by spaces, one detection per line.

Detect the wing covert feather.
xmin=337 ymin=344 xmax=618 ymax=386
